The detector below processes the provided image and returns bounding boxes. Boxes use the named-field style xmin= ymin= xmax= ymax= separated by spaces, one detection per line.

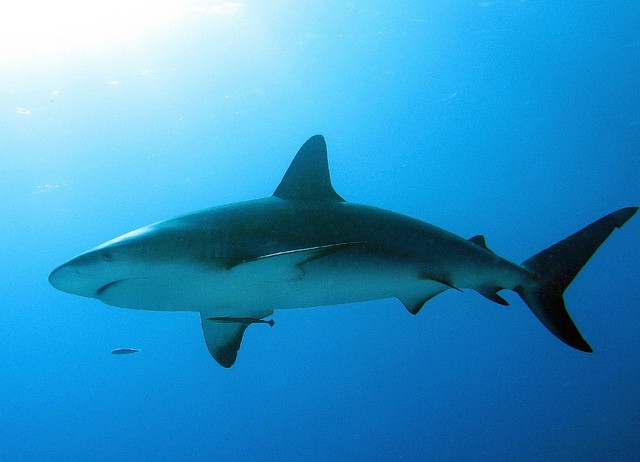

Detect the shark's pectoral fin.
xmin=200 ymin=310 xmax=273 ymax=368
xmin=228 ymin=242 xmax=360 ymax=282
xmin=201 ymin=317 xmax=247 ymax=368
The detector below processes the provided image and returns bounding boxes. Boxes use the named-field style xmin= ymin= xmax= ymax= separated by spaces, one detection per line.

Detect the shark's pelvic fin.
xmin=399 ymin=290 xmax=447 ymax=315
xmin=200 ymin=310 xmax=273 ymax=367
xmin=273 ymin=135 xmax=345 ymax=202
xmin=516 ymin=206 xmax=638 ymax=352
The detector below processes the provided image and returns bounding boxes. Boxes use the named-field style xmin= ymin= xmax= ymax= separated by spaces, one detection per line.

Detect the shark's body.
xmin=49 ymin=135 xmax=638 ymax=367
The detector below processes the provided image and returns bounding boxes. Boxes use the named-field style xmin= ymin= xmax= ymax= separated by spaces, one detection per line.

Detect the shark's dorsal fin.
xmin=273 ymin=135 xmax=345 ymax=201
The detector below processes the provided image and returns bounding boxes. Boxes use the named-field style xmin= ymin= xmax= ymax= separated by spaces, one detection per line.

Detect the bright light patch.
xmin=0 ymin=0 xmax=188 ymax=60
xmin=207 ymin=2 xmax=245 ymax=17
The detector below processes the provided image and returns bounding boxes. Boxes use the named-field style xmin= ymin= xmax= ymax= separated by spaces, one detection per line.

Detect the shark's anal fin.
xmin=477 ymin=286 xmax=509 ymax=306
xmin=200 ymin=310 xmax=273 ymax=368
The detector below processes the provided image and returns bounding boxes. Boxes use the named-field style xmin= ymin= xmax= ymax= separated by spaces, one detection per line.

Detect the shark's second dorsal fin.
xmin=469 ymin=235 xmax=494 ymax=253
xmin=273 ymin=135 xmax=345 ymax=201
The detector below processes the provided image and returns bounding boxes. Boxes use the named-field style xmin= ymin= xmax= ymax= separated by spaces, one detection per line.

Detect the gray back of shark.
xmin=49 ymin=135 xmax=638 ymax=367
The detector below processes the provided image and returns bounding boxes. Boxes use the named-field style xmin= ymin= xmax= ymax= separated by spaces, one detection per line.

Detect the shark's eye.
xmin=103 ymin=252 xmax=113 ymax=262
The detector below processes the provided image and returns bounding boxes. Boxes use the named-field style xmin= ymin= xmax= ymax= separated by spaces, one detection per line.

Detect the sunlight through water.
xmin=0 ymin=0 xmax=246 ymax=62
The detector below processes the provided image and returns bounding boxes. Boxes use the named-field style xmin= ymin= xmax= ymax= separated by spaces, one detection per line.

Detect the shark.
xmin=49 ymin=135 xmax=638 ymax=367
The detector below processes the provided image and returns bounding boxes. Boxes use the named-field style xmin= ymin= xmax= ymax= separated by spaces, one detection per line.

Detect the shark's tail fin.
xmin=515 ymin=207 xmax=638 ymax=352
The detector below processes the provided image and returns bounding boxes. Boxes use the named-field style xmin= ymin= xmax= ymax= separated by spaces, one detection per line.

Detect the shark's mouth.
xmin=96 ymin=277 xmax=149 ymax=299
xmin=96 ymin=278 xmax=131 ymax=297
xmin=95 ymin=277 xmax=170 ymax=310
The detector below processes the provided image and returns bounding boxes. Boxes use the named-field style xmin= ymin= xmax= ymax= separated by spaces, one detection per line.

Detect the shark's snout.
xmin=49 ymin=258 xmax=107 ymax=298
xmin=49 ymin=263 xmax=83 ymax=294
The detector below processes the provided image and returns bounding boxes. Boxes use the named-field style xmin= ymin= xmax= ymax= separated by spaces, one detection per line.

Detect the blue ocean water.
xmin=1 ymin=1 xmax=639 ymax=460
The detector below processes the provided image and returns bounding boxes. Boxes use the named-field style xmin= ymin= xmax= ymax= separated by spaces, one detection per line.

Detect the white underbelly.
xmin=97 ymin=246 xmax=527 ymax=314
xmin=211 ymin=265 xmax=429 ymax=310
xmin=98 ymin=250 xmax=440 ymax=313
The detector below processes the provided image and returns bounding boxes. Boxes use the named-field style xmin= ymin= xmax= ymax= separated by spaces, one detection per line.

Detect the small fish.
xmin=111 ymin=348 xmax=141 ymax=355
xmin=208 ymin=317 xmax=275 ymax=327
